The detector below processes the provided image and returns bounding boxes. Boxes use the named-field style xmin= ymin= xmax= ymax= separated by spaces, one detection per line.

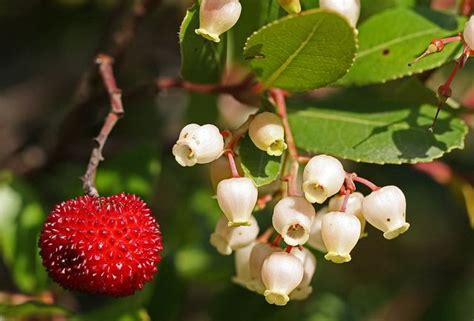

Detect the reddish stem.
xmin=271 ymin=234 xmax=282 ymax=247
xmin=460 ymin=0 xmax=473 ymax=15
xmin=257 ymin=228 xmax=274 ymax=243
xmin=257 ymin=194 xmax=274 ymax=210
xmin=432 ymin=46 xmax=470 ymax=130
xmin=340 ymin=189 xmax=351 ymax=212
xmin=270 ymin=89 xmax=298 ymax=160
xmin=82 ymin=54 xmax=124 ymax=197
xmin=282 ymin=161 xmax=300 ymax=197
xmin=226 ymin=151 xmax=240 ymax=178
xmin=285 ymin=245 xmax=293 ymax=253
xmin=157 ymin=75 xmax=256 ymax=96
xmin=352 ymin=175 xmax=380 ymax=191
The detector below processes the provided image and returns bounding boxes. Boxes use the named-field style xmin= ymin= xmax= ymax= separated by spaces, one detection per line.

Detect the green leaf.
xmin=288 ymin=80 xmax=468 ymax=164
xmin=72 ymin=300 xmax=150 ymax=321
xmin=0 ymin=178 xmax=48 ymax=293
xmin=243 ymin=9 xmax=357 ymax=91
xmin=0 ymin=302 xmax=69 ymax=318
xmin=239 ymin=134 xmax=282 ymax=186
xmin=179 ymin=4 xmax=226 ymax=83
xmin=231 ymin=0 xmax=280 ymax=62
xmin=339 ymin=8 xmax=466 ymax=86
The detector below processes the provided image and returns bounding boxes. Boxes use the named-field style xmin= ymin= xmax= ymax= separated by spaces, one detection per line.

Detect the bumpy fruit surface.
xmin=38 ymin=193 xmax=163 ymax=297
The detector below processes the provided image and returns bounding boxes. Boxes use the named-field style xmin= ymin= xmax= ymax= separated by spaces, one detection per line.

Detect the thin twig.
xmin=82 ymin=54 xmax=125 ymax=196
xmin=4 ymin=0 xmax=161 ymax=175
xmin=270 ymin=89 xmax=298 ymax=160
xmin=157 ymin=75 xmax=257 ymax=96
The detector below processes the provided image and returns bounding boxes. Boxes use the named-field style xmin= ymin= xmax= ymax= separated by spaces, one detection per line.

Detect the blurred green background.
xmin=0 ymin=0 xmax=473 ymax=320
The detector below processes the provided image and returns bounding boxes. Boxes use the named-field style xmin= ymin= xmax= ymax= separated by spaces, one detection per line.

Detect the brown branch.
xmin=3 ymin=0 xmax=161 ymax=175
xmin=82 ymin=55 xmax=124 ymax=197
xmin=157 ymin=75 xmax=257 ymax=96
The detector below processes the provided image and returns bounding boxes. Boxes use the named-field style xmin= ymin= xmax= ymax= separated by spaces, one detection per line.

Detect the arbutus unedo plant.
xmin=1 ymin=0 xmax=474 ymax=319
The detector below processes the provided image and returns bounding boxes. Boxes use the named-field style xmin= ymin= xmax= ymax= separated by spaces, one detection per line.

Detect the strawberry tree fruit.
xmin=38 ymin=193 xmax=163 ymax=297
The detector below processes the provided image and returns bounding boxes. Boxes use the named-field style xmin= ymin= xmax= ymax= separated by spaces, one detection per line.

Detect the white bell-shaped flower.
xmin=218 ymin=94 xmax=258 ymax=130
xmin=302 ymin=155 xmax=346 ymax=204
xmin=362 ymin=185 xmax=410 ymax=240
xmin=210 ymin=216 xmax=259 ymax=255
xmin=463 ymin=16 xmax=474 ymax=49
xmin=249 ymin=243 xmax=280 ymax=293
xmin=278 ymin=0 xmax=301 ymax=14
xmin=172 ymin=123 xmax=224 ymax=167
xmin=195 ymin=0 xmax=242 ymax=43
xmin=232 ymin=242 xmax=256 ymax=288
xmin=329 ymin=192 xmax=367 ymax=237
xmin=307 ymin=206 xmax=329 ymax=252
xmin=248 ymin=112 xmax=287 ymax=156
xmin=321 ymin=211 xmax=360 ymax=263
xmin=261 ymin=252 xmax=304 ymax=306
xmin=320 ymin=0 xmax=361 ymax=28
xmin=289 ymin=247 xmax=317 ymax=300
xmin=209 ymin=156 xmax=243 ymax=192
xmin=217 ymin=177 xmax=258 ymax=226
xmin=272 ymin=196 xmax=316 ymax=246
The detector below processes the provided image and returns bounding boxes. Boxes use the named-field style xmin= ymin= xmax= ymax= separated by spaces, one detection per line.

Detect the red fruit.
xmin=39 ymin=193 xmax=163 ymax=297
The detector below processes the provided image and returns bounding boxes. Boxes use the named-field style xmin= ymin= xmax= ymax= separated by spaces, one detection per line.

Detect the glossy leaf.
xmin=239 ymin=134 xmax=282 ymax=186
xmin=288 ymin=80 xmax=468 ymax=164
xmin=244 ymin=9 xmax=357 ymax=91
xmin=339 ymin=8 xmax=466 ymax=86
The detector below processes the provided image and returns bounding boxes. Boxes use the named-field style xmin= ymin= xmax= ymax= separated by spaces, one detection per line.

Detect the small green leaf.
xmin=339 ymin=8 xmax=466 ymax=86
xmin=244 ymin=9 xmax=357 ymax=91
xmin=0 ymin=302 xmax=69 ymax=318
xmin=0 ymin=178 xmax=48 ymax=293
xmin=288 ymin=80 xmax=468 ymax=164
xmin=179 ymin=4 xmax=225 ymax=83
xmin=239 ymin=134 xmax=282 ymax=186
xmin=72 ymin=300 xmax=150 ymax=321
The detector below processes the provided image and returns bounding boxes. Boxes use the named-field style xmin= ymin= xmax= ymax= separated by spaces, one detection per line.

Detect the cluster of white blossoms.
xmin=194 ymin=0 xmax=361 ymax=43
xmin=172 ymin=110 xmax=410 ymax=306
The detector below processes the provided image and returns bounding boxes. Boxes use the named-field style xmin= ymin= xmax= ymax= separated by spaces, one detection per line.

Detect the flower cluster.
xmin=172 ymin=110 xmax=410 ymax=306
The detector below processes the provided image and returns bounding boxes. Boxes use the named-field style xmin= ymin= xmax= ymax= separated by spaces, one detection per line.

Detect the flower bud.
xmin=278 ymin=0 xmax=301 ymax=14
xmin=232 ymin=242 xmax=256 ymax=288
xmin=218 ymin=94 xmax=258 ymax=130
xmin=289 ymin=247 xmax=317 ymax=300
xmin=248 ymin=112 xmax=287 ymax=156
xmin=463 ymin=16 xmax=474 ymax=49
xmin=216 ymin=177 xmax=258 ymax=227
xmin=362 ymin=185 xmax=410 ymax=240
xmin=307 ymin=206 xmax=329 ymax=252
xmin=209 ymin=156 xmax=243 ymax=192
xmin=303 ymin=155 xmax=346 ymax=204
xmin=321 ymin=211 xmax=360 ymax=263
xmin=195 ymin=0 xmax=242 ymax=43
xmin=172 ymin=124 xmax=224 ymax=167
xmin=272 ymin=196 xmax=316 ymax=246
xmin=249 ymin=243 xmax=281 ymax=293
xmin=210 ymin=216 xmax=259 ymax=255
xmin=329 ymin=192 xmax=367 ymax=237
xmin=261 ymin=252 xmax=304 ymax=306
xmin=320 ymin=0 xmax=361 ymax=28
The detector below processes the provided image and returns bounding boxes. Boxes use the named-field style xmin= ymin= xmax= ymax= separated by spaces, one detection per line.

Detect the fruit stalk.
xmin=82 ymin=54 xmax=125 ymax=197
